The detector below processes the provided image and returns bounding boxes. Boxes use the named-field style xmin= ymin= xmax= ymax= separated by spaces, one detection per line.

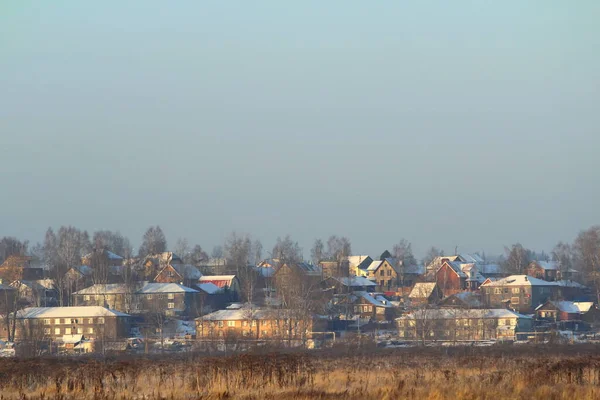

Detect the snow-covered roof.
xmin=62 ymin=334 xmax=84 ymax=344
xmin=17 ymin=306 xmax=130 ymax=319
xmin=74 ymin=282 xmax=197 ymax=295
xmin=573 ymin=302 xmax=594 ymax=313
xmin=408 ymin=283 xmax=437 ymax=299
xmin=196 ymin=282 xmax=221 ymax=295
xmin=172 ymin=264 xmax=202 ymax=280
xmin=354 ymin=291 xmax=393 ymax=308
xmin=11 ymin=279 xmax=55 ymax=291
xmin=480 ymin=275 xmax=557 ymax=287
xmin=138 ymin=283 xmax=198 ymax=293
xmin=397 ymin=308 xmax=531 ymax=321
xmin=555 ymin=280 xmax=586 ymax=288
xmin=404 ymin=264 xmax=425 ymax=275
xmin=532 ymin=261 xmax=558 ymax=271
xmin=451 ymin=292 xmax=483 ymax=308
xmin=441 ymin=261 xmax=467 ymax=278
xmin=330 ymin=276 xmax=377 ymax=287
xmin=458 ymin=254 xmax=485 ymax=264
xmin=73 ymin=283 xmax=129 ymax=295
xmin=347 ymin=255 xmax=372 ymax=270
xmin=71 ymin=265 xmax=93 ymax=276
xmin=479 ymin=264 xmax=502 ymax=275
xmin=198 ymin=307 xmax=299 ymax=321
xmin=366 ymin=260 xmax=384 ymax=271
xmin=253 ymin=266 xmax=275 ymax=277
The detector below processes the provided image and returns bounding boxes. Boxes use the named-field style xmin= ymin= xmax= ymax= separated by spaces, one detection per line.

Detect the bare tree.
xmin=251 ymin=239 xmax=263 ymax=265
xmin=573 ymin=226 xmax=600 ymax=302
xmin=0 ymin=237 xmax=29 ymax=264
xmin=422 ymin=246 xmax=444 ymax=268
xmin=502 ymin=243 xmax=530 ymax=275
xmin=93 ymin=230 xmax=132 ymax=256
xmin=188 ymin=245 xmax=209 ymax=266
xmin=272 ymin=235 xmax=302 ymax=264
xmin=310 ymin=239 xmax=325 ymax=265
xmin=393 ymin=239 xmax=416 ymax=289
xmin=174 ymin=238 xmax=190 ymax=260
xmin=552 ymin=241 xmax=574 ymax=277
xmin=224 ymin=232 xmax=251 ymax=272
xmin=138 ymin=226 xmax=167 ymax=257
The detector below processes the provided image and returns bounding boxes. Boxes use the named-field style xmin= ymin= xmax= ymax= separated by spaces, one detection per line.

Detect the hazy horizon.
xmin=1 ymin=2 xmax=599 ymax=259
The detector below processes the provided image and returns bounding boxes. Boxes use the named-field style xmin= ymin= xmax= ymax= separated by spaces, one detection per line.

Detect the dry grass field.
xmin=2 ymin=345 xmax=600 ymax=399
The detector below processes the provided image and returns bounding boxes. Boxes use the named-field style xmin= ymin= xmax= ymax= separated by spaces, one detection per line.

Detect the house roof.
xmin=137 ymin=283 xmax=198 ymax=293
xmin=480 ymin=275 xmax=557 ymax=287
xmin=440 ymin=261 xmax=467 ymax=278
xmin=70 ymin=265 xmax=93 ymax=276
xmin=397 ymin=308 xmax=531 ymax=321
xmin=354 ymin=291 xmax=393 ymax=308
xmin=451 ymin=292 xmax=483 ymax=308
xmin=16 ymin=306 xmax=130 ymax=319
xmin=573 ymin=302 xmax=594 ymax=313
xmin=172 ymin=264 xmax=202 ymax=280
xmin=197 ymin=307 xmax=298 ymax=321
xmin=347 ymin=255 xmax=372 ymax=270
xmin=532 ymin=261 xmax=559 ymax=271
xmin=11 ymin=279 xmax=55 ymax=291
xmin=253 ymin=266 xmax=275 ymax=277
xmin=198 ymin=275 xmax=237 ymax=288
xmin=366 ymin=260 xmax=384 ymax=271
xmin=329 ymin=276 xmax=377 ymax=287
xmin=196 ymin=282 xmax=221 ymax=295
xmin=555 ymin=280 xmax=586 ymax=288
xmin=73 ymin=282 xmax=197 ymax=295
xmin=408 ymin=283 xmax=438 ymax=299
xmin=458 ymin=254 xmax=485 ymax=264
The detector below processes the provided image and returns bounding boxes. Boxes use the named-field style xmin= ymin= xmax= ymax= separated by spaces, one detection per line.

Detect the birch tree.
xmin=138 ymin=226 xmax=167 ymax=257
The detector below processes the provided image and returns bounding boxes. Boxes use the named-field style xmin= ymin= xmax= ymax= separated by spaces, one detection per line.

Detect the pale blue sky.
xmin=1 ymin=1 xmax=599 ymax=258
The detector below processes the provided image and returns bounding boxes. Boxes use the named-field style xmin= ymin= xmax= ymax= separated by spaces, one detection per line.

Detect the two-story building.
xmin=396 ymin=308 xmax=532 ymax=342
xmin=1 ymin=306 xmax=131 ymax=342
xmin=479 ymin=275 xmax=560 ymax=313
xmin=196 ymin=306 xmax=313 ymax=342
xmin=365 ymin=259 xmax=398 ymax=291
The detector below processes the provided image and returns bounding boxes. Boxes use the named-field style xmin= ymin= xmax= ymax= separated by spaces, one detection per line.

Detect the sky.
xmin=1 ymin=1 xmax=599 ymax=260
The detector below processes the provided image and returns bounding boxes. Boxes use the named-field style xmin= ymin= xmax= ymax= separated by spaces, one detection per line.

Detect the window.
xmin=44 ymin=319 xmax=51 ymax=325
xmin=376 ymin=307 xmax=385 ymax=314
xmin=95 ymin=295 xmax=100 ymax=300
xmin=261 ymin=320 xmax=267 ymax=326
xmin=44 ymin=328 xmax=51 ymax=334
xmin=168 ymin=302 xmax=175 ymax=309
xmin=243 ymin=321 xmax=248 ymax=327
xmin=84 ymin=295 xmax=90 ymax=301
xmin=228 ymin=321 xmax=236 ymax=327
xmin=146 ymin=294 xmax=153 ymax=300
xmin=380 ymin=280 xmax=385 ymax=287
xmin=55 ymin=328 xmax=61 ymax=335
xmin=380 ymin=270 xmax=385 ymax=276
xmin=387 ymin=269 xmax=392 ymax=276
xmin=71 ymin=319 xmax=78 ymax=324
xmin=55 ymin=318 xmax=61 ymax=324
xmin=398 ymin=330 xmax=405 ymax=337
xmin=65 ymin=328 xmax=72 ymax=335
xmin=512 ymin=288 xmax=520 ymax=294
xmin=87 ymin=328 xmax=94 ymax=334
xmin=494 ymin=288 xmax=502 ymax=294
xmin=218 ymin=331 xmax=224 ymax=337
xmin=409 ymin=320 xmax=416 ymax=327
xmin=168 ymin=293 xmax=174 ymax=300
xmin=504 ymin=288 xmax=509 ymax=294
xmin=252 ymin=321 xmax=257 ymax=327
xmin=98 ymin=318 xmax=105 ymax=324
xmin=87 ymin=318 xmax=94 ymax=324
xmin=511 ymin=297 xmax=520 ymax=305
xmin=77 ymin=328 xmax=83 ymax=334
xmin=218 ymin=321 xmax=224 ymax=327
xmin=261 ymin=330 xmax=268 ymax=336
xmin=397 ymin=320 xmax=404 ymax=327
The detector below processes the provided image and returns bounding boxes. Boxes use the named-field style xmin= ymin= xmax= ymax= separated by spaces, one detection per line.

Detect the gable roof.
xmin=480 ymin=275 xmax=558 ymax=287
xmin=196 ymin=282 xmax=221 ymax=295
xmin=136 ymin=283 xmax=198 ymax=293
xmin=408 ymin=283 xmax=438 ymax=299
xmin=171 ymin=264 xmax=202 ymax=280
xmin=439 ymin=261 xmax=467 ymax=278
xmin=354 ymin=291 xmax=393 ymax=308
xmin=16 ymin=306 xmax=130 ymax=319
xmin=397 ymin=308 xmax=531 ymax=321
xmin=198 ymin=275 xmax=238 ymax=288
xmin=347 ymin=255 xmax=373 ymax=270
xmin=457 ymin=254 xmax=485 ymax=264
xmin=198 ymin=307 xmax=299 ymax=321
xmin=440 ymin=292 xmax=483 ymax=308
xmin=531 ymin=260 xmax=558 ymax=271
xmin=328 ymin=276 xmax=377 ymax=287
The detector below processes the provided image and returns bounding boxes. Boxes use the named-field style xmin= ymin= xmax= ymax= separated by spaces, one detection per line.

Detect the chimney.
xmin=524 ymin=276 xmax=528 ymax=281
